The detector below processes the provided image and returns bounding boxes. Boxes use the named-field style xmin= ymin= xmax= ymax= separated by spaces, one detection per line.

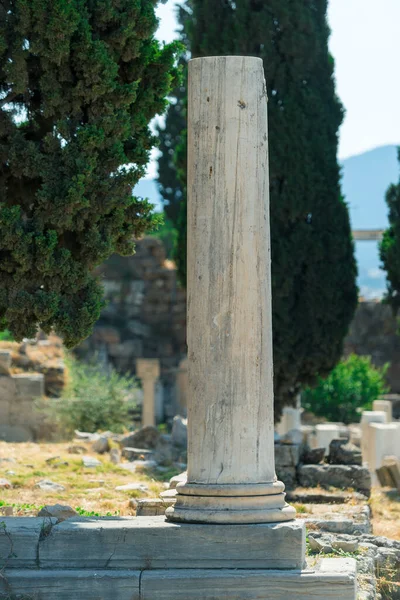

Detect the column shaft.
xmin=167 ymin=56 xmax=295 ymax=524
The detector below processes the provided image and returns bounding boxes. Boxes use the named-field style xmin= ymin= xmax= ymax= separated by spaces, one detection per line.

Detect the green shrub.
xmin=302 ymin=354 xmax=389 ymax=424
xmin=55 ymin=355 xmax=138 ymax=434
xmin=0 ymin=329 xmax=13 ymax=341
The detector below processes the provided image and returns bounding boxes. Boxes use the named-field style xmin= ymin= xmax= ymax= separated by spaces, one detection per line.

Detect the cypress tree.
xmin=0 ymin=0 xmax=178 ymax=347
xmin=157 ymin=0 xmax=358 ymax=418
xmin=380 ymin=149 xmax=400 ymax=311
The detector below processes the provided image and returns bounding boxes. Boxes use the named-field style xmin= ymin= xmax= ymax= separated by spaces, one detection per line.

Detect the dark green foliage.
xmin=149 ymin=212 xmax=178 ymax=259
xmin=0 ymin=0 xmax=178 ymax=347
xmin=157 ymin=0 xmax=358 ymax=418
xmin=302 ymin=354 xmax=389 ymax=424
xmin=156 ymin=62 xmax=187 ymax=226
xmin=380 ymin=148 xmax=400 ymax=312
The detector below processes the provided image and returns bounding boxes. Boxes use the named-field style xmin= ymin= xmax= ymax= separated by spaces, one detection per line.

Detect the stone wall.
xmin=76 ymin=237 xmax=187 ymax=419
xmin=0 ymin=337 xmax=65 ymax=441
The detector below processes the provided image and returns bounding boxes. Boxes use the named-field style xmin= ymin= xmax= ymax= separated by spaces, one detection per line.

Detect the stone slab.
xmin=39 ymin=516 xmax=305 ymax=570
xmin=298 ymin=464 xmax=371 ymax=496
xmin=141 ymin=558 xmax=357 ymax=599
xmin=0 ymin=517 xmax=56 ymax=568
xmin=12 ymin=373 xmax=45 ymax=398
xmin=0 ymin=570 xmax=140 ymax=600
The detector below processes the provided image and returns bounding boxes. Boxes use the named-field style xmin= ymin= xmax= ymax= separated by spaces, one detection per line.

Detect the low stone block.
xmin=141 ymin=558 xmax=357 ymax=600
xmin=136 ymin=498 xmax=174 ymax=517
xmin=0 ymin=517 xmax=56 ymax=568
xmin=274 ymin=443 xmax=300 ymax=467
xmin=39 ymin=516 xmax=306 ymax=570
xmin=0 ymin=350 xmax=11 ymax=375
xmin=0 ymin=424 xmax=33 ymax=442
xmin=0 ymin=570 xmax=140 ymax=600
xmin=298 ymin=464 xmax=371 ymax=496
xmin=12 ymin=373 xmax=44 ymax=398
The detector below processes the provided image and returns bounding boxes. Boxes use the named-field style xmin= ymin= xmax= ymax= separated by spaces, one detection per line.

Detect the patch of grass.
xmin=293 ymin=503 xmax=308 ymax=514
xmin=0 ymin=440 xmax=167 ymax=516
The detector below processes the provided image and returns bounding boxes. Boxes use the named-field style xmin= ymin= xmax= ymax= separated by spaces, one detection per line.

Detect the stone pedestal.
xmin=315 ymin=424 xmax=342 ymax=454
xmin=166 ymin=56 xmax=294 ymax=525
xmin=276 ymin=407 xmax=302 ymax=436
xmin=176 ymin=357 xmax=188 ymax=416
xmin=365 ymin=422 xmax=400 ymax=482
xmin=136 ymin=359 xmax=160 ymax=427
xmin=360 ymin=410 xmax=386 ymax=465
xmin=372 ymin=399 xmax=392 ymax=422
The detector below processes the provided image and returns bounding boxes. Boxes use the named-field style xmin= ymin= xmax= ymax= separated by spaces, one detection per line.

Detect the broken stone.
xmin=121 ymin=447 xmax=153 ymax=461
xmin=37 ymin=504 xmax=78 ymax=522
xmin=275 ymin=444 xmax=301 ymax=467
xmin=153 ymin=435 xmax=180 ymax=466
xmin=120 ymin=426 xmax=160 ymax=450
xmin=67 ymin=445 xmax=87 ymax=454
xmin=136 ymin=498 xmax=175 ymax=516
xmin=0 ymin=506 xmax=13 ymax=516
xmin=302 ymin=447 xmax=325 ymax=465
xmin=34 ymin=479 xmax=65 ymax=492
xmin=92 ymin=436 xmax=110 ymax=454
xmin=308 ymin=534 xmax=333 ymax=553
xmin=45 ymin=456 xmax=61 ymax=464
xmin=0 ymin=478 xmax=12 ymax=489
xmin=332 ymin=539 xmax=359 ymax=553
xmin=109 ymin=448 xmax=121 ymax=464
xmin=82 ymin=456 xmax=102 ymax=468
xmin=308 ymin=532 xmax=359 ymax=554
xmin=115 ymin=482 xmax=148 ymax=492
xmin=328 ymin=439 xmax=362 ymax=466
xmin=279 ymin=428 xmax=303 ymax=445
xmin=171 ymin=415 xmax=187 ymax=448
xmin=74 ymin=430 xmax=100 ymax=442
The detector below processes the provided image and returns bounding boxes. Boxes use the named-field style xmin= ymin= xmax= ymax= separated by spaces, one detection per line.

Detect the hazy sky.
xmin=154 ymin=0 xmax=400 ymax=162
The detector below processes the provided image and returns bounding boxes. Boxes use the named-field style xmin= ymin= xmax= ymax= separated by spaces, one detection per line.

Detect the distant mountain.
xmin=342 ymin=145 xmax=399 ymax=230
xmin=341 ymin=145 xmax=399 ymax=299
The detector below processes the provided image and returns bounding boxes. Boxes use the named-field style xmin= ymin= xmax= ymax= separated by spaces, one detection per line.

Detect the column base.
xmin=166 ymin=480 xmax=296 ymax=524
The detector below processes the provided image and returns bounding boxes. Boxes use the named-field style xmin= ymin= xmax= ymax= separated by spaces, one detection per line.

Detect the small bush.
xmin=302 ymin=354 xmax=389 ymax=424
xmin=0 ymin=329 xmax=13 ymax=341
xmin=54 ymin=355 xmax=138 ymax=434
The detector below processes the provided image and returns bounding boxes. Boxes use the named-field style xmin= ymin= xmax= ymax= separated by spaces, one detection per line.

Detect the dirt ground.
xmin=0 ymin=441 xmax=175 ymax=517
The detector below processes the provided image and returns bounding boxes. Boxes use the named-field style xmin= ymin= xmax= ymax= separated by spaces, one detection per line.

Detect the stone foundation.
xmin=0 ymin=516 xmax=357 ymax=600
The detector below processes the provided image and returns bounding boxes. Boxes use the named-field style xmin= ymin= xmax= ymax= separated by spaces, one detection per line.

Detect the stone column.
xmin=166 ymin=56 xmax=295 ymax=524
xmin=136 ymin=359 xmax=160 ymax=428
xmin=176 ymin=357 xmax=188 ymax=416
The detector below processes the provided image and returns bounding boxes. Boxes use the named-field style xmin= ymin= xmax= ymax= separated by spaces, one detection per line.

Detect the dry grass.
xmin=0 ymin=441 xmax=173 ymax=516
xmin=369 ymin=487 xmax=400 ymax=540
